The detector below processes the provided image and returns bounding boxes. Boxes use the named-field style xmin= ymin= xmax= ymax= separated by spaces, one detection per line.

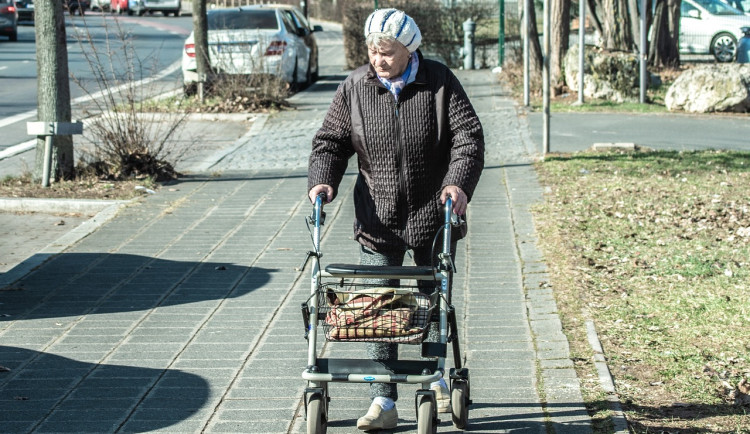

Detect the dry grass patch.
xmin=0 ymin=173 xmax=154 ymax=201
xmin=533 ymin=149 xmax=750 ymax=433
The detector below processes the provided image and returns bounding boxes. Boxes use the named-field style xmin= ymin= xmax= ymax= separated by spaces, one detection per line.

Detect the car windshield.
xmin=692 ymin=0 xmax=743 ymax=15
xmin=208 ymin=9 xmax=279 ymax=30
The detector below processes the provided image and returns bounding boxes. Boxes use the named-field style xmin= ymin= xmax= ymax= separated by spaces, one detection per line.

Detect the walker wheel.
xmin=417 ymin=394 xmax=437 ymax=434
xmin=451 ymin=380 xmax=469 ymax=429
xmin=306 ymin=394 xmax=327 ymax=434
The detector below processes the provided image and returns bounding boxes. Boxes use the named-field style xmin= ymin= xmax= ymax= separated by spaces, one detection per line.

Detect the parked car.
xmin=0 ymin=0 xmax=18 ymax=41
xmin=16 ymin=0 xmax=32 ymax=22
xmin=110 ymin=0 xmax=127 ymax=14
xmin=89 ymin=0 xmax=109 ymax=12
xmin=681 ymin=0 xmax=750 ymax=61
xmin=182 ymin=4 xmax=321 ymax=95
xmin=128 ymin=0 xmax=181 ymax=16
xmin=63 ymin=0 xmax=89 ymax=15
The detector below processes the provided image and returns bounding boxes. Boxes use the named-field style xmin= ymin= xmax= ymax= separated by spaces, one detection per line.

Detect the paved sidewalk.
xmin=0 ymin=66 xmax=592 ymax=433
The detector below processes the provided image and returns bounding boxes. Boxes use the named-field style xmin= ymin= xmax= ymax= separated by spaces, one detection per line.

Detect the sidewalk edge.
xmin=0 ymin=201 xmax=128 ymax=288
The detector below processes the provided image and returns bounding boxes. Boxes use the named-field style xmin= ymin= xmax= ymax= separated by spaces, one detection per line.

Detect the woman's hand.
xmin=441 ymin=185 xmax=467 ymax=215
xmin=309 ymin=184 xmax=334 ymax=204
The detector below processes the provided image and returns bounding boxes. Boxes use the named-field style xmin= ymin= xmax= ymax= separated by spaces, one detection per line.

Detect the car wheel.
xmin=711 ymin=32 xmax=737 ymax=63
xmin=10 ymin=30 xmax=17 ymax=42
xmin=127 ymin=9 xmax=133 ymax=15
xmin=311 ymin=55 xmax=319 ymax=82
xmin=173 ymin=8 xmax=180 ymax=17
xmin=304 ymin=60 xmax=312 ymax=87
xmin=290 ymin=59 xmax=299 ymax=91
xmin=183 ymin=83 xmax=197 ymax=97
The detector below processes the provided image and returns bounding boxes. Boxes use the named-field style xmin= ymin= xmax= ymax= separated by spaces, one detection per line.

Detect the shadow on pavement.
xmin=0 ymin=346 xmax=210 ymax=432
xmin=1 ymin=253 xmax=274 ymax=320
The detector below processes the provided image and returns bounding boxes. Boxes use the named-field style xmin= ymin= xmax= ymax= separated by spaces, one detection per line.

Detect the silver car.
xmin=182 ymin=4 xmax=321 ymax=94
xmin=128 ymin=0 xmax=181 ymax=16
xmin=681 ymin=0 xmax=750 ymax=61
xmin=0 ymin=0 xmax=18 ymax=41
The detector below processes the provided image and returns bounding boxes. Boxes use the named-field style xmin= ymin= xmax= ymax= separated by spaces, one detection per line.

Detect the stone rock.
xmin=665 ymin=64 xmax=750 ymax=113
xmin=563 ymin=44 xmax=640 ymax=103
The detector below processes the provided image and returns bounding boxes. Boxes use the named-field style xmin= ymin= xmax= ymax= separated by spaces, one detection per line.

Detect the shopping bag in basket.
xmin=324 ymin=287 xmax=430 ymax=341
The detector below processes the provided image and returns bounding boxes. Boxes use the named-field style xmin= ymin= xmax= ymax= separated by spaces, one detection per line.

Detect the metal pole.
xmin=639 ymin=0 xmax=647 ymax=103
xmin=498 ymin=0 xmax=505 ymax=67
xmin=543 ymin=0 xmax=550 ymax=154
xmin=578 ymin=0 xmax=585 ymax=104
xmin=374 ymin=0 xmax=378 ymax=9
xmin=463 ymin=19 xmax=476 ymax=70
xmin=42 ymin=136 xmax=53 ymax=187
xmin=523 ymin=0 xmax=530 ymax=106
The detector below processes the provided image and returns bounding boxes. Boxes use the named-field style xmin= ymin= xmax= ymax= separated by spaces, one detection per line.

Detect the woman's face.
xmin=368 ymin=39 xmax=411 ymax=80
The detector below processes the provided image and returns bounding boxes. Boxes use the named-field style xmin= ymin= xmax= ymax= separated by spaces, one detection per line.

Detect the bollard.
xmin=463 ymin=19 xmax=476 ymax=70
xmin=738 ymin=27 xmax=750 ymax=63
xmin=27 ymin=121 xmax=83 ymax=187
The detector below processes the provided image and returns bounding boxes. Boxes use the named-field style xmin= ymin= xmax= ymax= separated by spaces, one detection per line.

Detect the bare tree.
xmin=550 ymin=0 xmax=571 ymax=93
xmin=191 ymin=0 xmax=213 ymax=97
xmin=521 ymin=0 xmax=544 ymax=78
xmin=649 ymin=0 xmax=680 ymax=67
xmin=33 ymin=0 xmax=74 ymax=182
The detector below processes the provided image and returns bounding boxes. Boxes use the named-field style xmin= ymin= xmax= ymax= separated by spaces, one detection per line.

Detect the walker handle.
xmin=313 ymin=193 xmax=326 ymax=228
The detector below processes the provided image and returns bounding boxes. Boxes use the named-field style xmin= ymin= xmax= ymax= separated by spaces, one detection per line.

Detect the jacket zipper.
xmin=393 ymin=99 xmax=409 ymax=247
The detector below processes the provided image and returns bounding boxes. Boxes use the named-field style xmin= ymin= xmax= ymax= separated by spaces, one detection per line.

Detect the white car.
xmin=128 ymin=0 xmax=181 ymax=16
xmin=681 ymin=0 xmax=750 ymax=61
xmin=182 ymin=4 xmax=321 ymax=95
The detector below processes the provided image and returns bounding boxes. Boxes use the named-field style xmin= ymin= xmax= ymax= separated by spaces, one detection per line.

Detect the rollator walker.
xmin=301 ymin=193 xmax=471 ymax=433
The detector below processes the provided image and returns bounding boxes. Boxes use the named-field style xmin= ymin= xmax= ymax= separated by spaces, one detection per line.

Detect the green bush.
xmin=342 ymin=0 xmax=496 ymax=69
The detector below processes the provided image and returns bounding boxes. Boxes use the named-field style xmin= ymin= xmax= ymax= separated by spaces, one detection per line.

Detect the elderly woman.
xmin=307 ymin=8 xmax=484 ymax=431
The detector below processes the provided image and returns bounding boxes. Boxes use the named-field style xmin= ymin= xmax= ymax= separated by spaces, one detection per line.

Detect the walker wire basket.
xmin=312 ymin=284 xmax=437 ymax=344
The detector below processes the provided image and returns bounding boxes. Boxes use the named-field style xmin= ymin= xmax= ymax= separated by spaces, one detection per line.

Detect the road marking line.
xmin=0 ymin=59 xmax=181 ymax=135
xmin=0 ymin=139 xmax=36 ymax=159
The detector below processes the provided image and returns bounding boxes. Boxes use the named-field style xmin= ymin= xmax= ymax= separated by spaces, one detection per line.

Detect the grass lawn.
xmin=533 ymin=149 xmax=750 ymax=433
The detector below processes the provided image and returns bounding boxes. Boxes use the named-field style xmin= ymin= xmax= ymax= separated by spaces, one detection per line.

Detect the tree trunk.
xmin=33 ymin=0 xmax=74 ymax=182
xmin=587 ymin=0 xmax=605 ymax=39
xmin=550 ymin=0 xmax=571 ymax=94
xmin=592 ymin=0 xmax=636 ymax=50
xmin=648 ymin=0 xmax=681 ymax=67
xmin=191 ymin=0 xmax=212 ymax=95
xmin=628 ymin=0 xmax=642 ymax=50
xmin=520 ymin=0 xmax=544 ymax=79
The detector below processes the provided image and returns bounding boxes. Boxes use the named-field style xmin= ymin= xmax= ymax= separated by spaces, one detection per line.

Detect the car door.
xmin=680 ymin=0 xmax=709 ymax=53
xmin=290 ymin=8 xmax=318 ymax=76
xmin=281 ymin=9 xmax=311 ymax=81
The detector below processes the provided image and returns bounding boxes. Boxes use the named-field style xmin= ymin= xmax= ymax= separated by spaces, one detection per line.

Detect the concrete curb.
xmin=586 ymin=320 xmax=631 ymax=434
xmin=0 ymin=197 xmax=131 ymax=214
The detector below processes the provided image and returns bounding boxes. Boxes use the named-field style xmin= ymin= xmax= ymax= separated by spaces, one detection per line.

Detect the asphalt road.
xmin=0 ymin=12 xmax=193 ymax=157
xmin=526 ymin=110 xmax=750 ymax=154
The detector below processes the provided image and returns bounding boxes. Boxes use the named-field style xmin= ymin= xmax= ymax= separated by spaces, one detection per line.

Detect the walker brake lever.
xmin=450 ymin=212 xmax=465 ymax=228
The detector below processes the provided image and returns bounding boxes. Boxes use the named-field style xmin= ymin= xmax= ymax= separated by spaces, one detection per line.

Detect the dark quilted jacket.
xmin=308 ymin=51 xmax=485 ymax=252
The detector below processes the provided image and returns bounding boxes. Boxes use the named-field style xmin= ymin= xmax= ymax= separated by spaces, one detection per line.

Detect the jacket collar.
xmin=366 ymin=50 xmax=427 ymax=88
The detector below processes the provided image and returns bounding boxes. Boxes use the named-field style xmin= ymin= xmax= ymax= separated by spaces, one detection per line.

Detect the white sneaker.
xmin=356 ymin=402 xmax=398 ymax=430
xmin=431 ymin=383 xmax=451 ymax=413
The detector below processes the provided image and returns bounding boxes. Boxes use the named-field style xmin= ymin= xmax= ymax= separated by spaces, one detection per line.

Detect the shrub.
xmin=342 ymin=0 xmax=497 ymax=69
xmin=69 ymin=16 xmax=187 ymax=182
